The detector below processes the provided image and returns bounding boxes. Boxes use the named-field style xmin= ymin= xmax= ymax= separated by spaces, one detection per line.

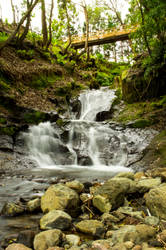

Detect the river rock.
xmin=93 ymin=194 xmax=112 ymax=213
xmin=75 ymin=220 xmax=105 ymax=237
xmin=115 ymin=172 xmax=135 ymax=180
xmin=5 ymin=244 xmax=32 ymax=250
xmin=144 ymin=216 xmax=159 ymax=226
xmin=1 ymin=202 xmax=25 ymax=216
xmin=17 ymin=230 xmax=36 ymax=248
xmin=27 ymin=198 xmax=41 ymax=212
xmin=111 ymin=224 xmax=156 ymax=245
xmin=41 ymin=184 xmax=79 ymax=213
xmin=117 ymin=206 xmax=144 ymax=220
xmin=40 ymin=210 xmax=72 ymax=230
xmin=135 ymin=177 xmax=161 ymax=193
xmin=145 ymin=184 xmax=166 ymax=219
xmin=96 ymin=110 xmax=113 ymax=121
xmin=91 ymin=239 xmax=113 ymax=249
xmin=65 ymin=180 xmax=84 ymax=193
xmin=93 ymin=177 xmax=134 ymax=210
xmin=66 ymin=234 xmax=80 ymax=247
xmin=33 ymin=229 xmax=62 ymax=250
xmin=101 ymin=213 xmax=120 ymax=225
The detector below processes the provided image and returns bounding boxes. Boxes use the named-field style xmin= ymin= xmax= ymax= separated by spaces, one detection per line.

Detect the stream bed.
xmin=0 ymin=87 xmax=157 ymax=243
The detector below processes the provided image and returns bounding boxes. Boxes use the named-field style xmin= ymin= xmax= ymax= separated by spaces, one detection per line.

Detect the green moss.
xmin=0 ymin=80 xmax=11 ymax=91
xmin=30 ymin=74 xmax=59 ymax=89
xmin=0 ymin=126 xmax=16 ymax=136
xmin=0 ymin=117 xmax=7 ymax=124
xmin=129 ymin=119 xmax=153 ymax=128
xmin=17 ymin=49 xmax=35 ymax=60
xmin=23 ymin=111 xmax=46 ymax=124
xmin=56 ymin=119 xmax=66 ymax=127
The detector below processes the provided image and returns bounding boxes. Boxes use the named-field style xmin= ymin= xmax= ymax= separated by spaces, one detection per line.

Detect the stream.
xmin=0 ymin=87 xmax=157 ymax=243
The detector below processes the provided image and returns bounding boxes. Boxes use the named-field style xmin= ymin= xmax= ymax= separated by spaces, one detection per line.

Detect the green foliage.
xmin=17 ymin=49 xmax=35 ymax=60
xmin=0 ymin=117 xmax=7 ymax=124
xmin=96 ymin=71 xmax=113 ymax=86
xmin=30 ymin=74 xmax=59 ymax=89
xmin=0 ymin=32 xmax=9 ymax=43
xmin=0 ymin=126 xmax=16 ymax=136
xmin=23 ymin=111 xmax=46 ymax=124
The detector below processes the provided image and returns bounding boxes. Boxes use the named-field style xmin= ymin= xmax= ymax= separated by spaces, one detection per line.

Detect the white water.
xmin=24 ymin=88 xmax=156 ymax=180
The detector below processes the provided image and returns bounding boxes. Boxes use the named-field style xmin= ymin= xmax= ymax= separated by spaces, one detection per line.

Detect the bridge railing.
xmin=71 ymin=25 xmax=137 ymax=44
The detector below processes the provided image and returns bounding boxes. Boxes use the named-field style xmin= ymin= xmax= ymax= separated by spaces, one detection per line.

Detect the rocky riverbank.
xmin=2 ymin=171 xmax=166 ymax=250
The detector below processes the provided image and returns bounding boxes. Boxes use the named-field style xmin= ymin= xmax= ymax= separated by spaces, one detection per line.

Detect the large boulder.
xmin=75 ymin=220 xmax=105 ymax=237
xmin=33 ymin=229 xmax=62 ymax=250
xmin=41 ymin=184 xmax=79 ymax=213
xmin=65 ymin=180 xmax=84 ymax=193
xmin=40 ymin=210 xmax=72 ymax=230
xmin=145 ymin=184 xmax=166 ymax=219
xmin=1 ymin=202 xmax=25 ymax=216
xmin=93 ymin=177 xmax=134 ymax=211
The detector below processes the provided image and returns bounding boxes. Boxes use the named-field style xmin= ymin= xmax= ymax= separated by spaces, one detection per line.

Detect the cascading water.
xmin=23 ymin=87 xmax=156 ymax=180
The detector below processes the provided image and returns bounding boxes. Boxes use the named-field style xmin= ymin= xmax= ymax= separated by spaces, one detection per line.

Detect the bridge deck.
xmin=71 ymin=27 xmax=135 ymax=49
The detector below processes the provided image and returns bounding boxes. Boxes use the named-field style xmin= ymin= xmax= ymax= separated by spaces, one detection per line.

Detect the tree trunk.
xmin=47 ymin=0 xmax=54 ymax=48
xmin=18 ymin=0 xmax=33 ymax=46
xmin=10 ymin=0 xmax=16 ymax=24
xmin=137 ymin=0 xmax=152 ymax=57
xmin=0 ymin=0 xmax=39 ymax=51
xmin=41 ymin=0 xmax=48 ymax=47
xmin=82 ymin=1 xmax=90 ymax=61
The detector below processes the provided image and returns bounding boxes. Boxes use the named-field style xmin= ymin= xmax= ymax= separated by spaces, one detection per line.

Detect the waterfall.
xmin=23 ymin=87 xmax=156 ymax=179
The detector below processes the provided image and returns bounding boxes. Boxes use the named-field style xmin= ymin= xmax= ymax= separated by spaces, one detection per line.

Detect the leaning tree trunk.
xmin=0 ymin=0 xmax=39 ymax=52
xmin=41 ymin=0 xmax=48 ymax=47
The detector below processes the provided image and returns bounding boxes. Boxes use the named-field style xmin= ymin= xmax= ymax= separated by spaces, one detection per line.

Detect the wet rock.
xmin=41 ymin=184 xmax=79 ymax=213
xmin=0 ymin=135 xmax=13 ymax=151
xmin=101 ymin=213 xmax=120 ymax=225
xmin=70 ymin=99 xmax=81 ymax=119
xmin=1 ymin=202 xmax=25 ymax=216
xmin=135 ymin=177 xmax=161 ymax=193
xmin=111 ymin=243 xmax=127 ymax=250
xmin=115 ymin=172 xmax=135 ymax=180
xmin=96 ymin=111 xmax=113 ymax=122
xmin=66 ymin=234 xmax=80 ymax=247
xmin=33 ymin=229 xmax=62 ymax=250
xmin=91 ymin=239 xmax=113 ymax=249
xmin=93 ymin=194 xmax=112 ymax=213
xmin=141 ymin=242 xmax=163 ymax=250
xmin=17 ymin=230 xmax=36 ymax=248
xmin=80 ymin=193 xmax=92 ymax=202
xmin=40 ymin=210 xmax=72 ymax=230
xmin=5 ymin=244 xmax=32 ymax=250
xmin=65 ymin=180 xmax=84 ymax=193
xmin=111 ymin=224 xmax=156 ymax=244
xmin=75 ymin=220 xmax=105 ymax=237
xmin=117 ymin=206 xmax=144 ymax=220
xmin=148 ymin=168 xmax=166 ymax=181
xmin=77 ymin=155 xmax=93 ymax=166
xmin=144 ymin=216 xmax=159 ymax=226
xmin=93 ymin=177 xmax=133 ymax=210
xmin=134 ymin=172 xmax=146 ymax=180
xmin=145 ymin=184 xmax=166 ymax=219
xmin=27 ymin=198 xmax=41 ymax=212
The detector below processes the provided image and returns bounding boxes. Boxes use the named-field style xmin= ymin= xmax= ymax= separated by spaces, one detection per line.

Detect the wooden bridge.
xmin=71 ymin=26 xmax=136 ymax=49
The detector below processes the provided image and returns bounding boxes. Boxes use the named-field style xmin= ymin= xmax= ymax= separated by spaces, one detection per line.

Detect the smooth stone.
xmin=33 ymin=229 xmax=62 ymax=250
xmin=17 ymin=230 xmax=36 ymax=248
xmin=1 ymin=202 xmax=24 ymax=216
xmin=66 ymin=234 xmax=80 ymax=247
xmin=112 ymin=243 xmax=127 ymax=250
xmin=65 ymin=180 xmax=84 ymax=193
xmin=92 ymin=239 xmax=113 ymax=249
xmin=135 ymin=177 xmax=161 ymax=193
xmin=134 ymin=172 xmax=146 ymax=180
xmin=93 ymin=194 xmax=112 ymax=213
xmin=145 ymin=184 xmax=166 ymax=219
xmin=27 ymin=198 xmax=41 ymax=212
xmin=80 ymin=193 xmax=92 ymax=203
xmin=41 ymin=184 xmax=79 ymax=213
xmin=5 ymin=243 xmax=32 ymax=250
xmin=40 ymin=210 xmax=72 ymax=230
xmin=114 ymin=172 xmax=135 ymax=180
xmin=75 ymin=220 xmax=105 ymax=237
xmin=117 ymin=206 xmax=144 ymax=220
xmin=101 ymin=213 xmax=120 ymax=224
xmin=144 ymin=216 xmax=159 ymax=226
xmin=93 ymin=177 xmax=134 ymax=210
